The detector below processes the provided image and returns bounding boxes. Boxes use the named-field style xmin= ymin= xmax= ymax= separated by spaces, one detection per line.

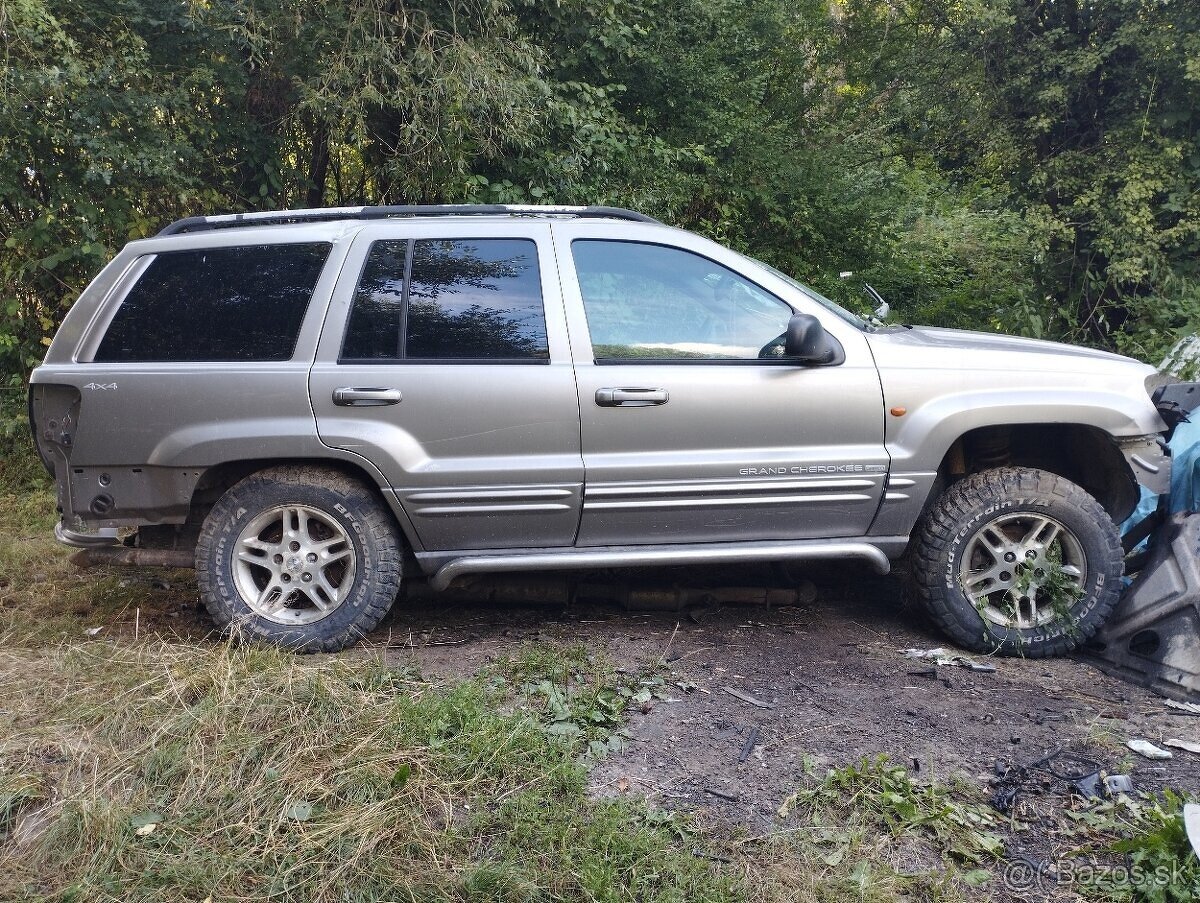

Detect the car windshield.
xmin=745 ymin=257 xmax=869 ymax=330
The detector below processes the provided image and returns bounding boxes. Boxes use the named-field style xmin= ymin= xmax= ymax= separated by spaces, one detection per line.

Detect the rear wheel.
xmin=196 ymin=466 xmax=402 ymax=651
xmin=909 ymin=467 xmax=1122 ymax=657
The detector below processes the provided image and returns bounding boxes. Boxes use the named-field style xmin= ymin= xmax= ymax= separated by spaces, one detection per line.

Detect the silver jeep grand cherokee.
xmin=29 ymin=205 xmax=1183 ymax=654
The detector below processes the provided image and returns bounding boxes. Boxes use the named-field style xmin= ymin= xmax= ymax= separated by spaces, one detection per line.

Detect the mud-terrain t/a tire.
xmin=910 ymin=467 xmax=1123 ymax=658
xmin=196 ymin=466 xmax=402 ymax=652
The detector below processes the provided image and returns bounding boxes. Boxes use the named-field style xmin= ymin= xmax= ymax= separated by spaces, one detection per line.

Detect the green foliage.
xmin=0 ymin=620 xmax=742 ymax=901
xmin=1066 ymin=790 xmax=1200 ymax=903
xmin=4 ymin=0 xmax=1199 ymax=394
xmin=1104 ymin=790 xmax=1200 ymax=903
xmin=494 ymin=642 xmax=674 ymax=763
xmin=779 ymin=756 xmax=1005 ymax=866
xmin=864 ymin=0 xmax=1200 ymax=351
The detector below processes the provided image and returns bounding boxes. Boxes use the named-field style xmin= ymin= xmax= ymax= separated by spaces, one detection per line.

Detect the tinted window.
xmin=407 ymin=239 xmax=547 ymax=359
xmin=572 ymin=240 xmax=793 ymax=361
xmin=95 ymin=243 xmax=330 ymax=362
xmin=341 ymin=240 xmax=407 ymax=360
xmin=342 ymin=238 xmax=547 ymax=361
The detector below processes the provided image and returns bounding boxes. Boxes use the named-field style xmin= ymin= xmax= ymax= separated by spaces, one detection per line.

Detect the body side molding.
xmin=424 ymin=538 xmax=896 ymax=591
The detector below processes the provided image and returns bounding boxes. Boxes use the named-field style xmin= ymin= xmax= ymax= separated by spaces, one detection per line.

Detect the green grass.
xmin=0 ymin=452 xmax=744 ymax=902
xmin=759 ymin=757 xmax=1002 ymax=901
xmin=0 ymin=618 xmax=749 ymax=901
xmin=1064 ymin=791 xmax=1200 ymax=902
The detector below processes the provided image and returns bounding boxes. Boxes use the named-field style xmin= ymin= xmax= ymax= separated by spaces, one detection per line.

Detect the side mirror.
xmin=784 ymin=313 xmax=838 ymax=364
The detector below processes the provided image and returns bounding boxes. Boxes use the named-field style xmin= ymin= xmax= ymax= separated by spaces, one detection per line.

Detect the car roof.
xmin=156 ymin=204 xmax=661 ymax=237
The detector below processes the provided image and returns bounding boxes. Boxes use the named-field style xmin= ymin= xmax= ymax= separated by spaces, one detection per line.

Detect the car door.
xmin=309 ymin=222 xmax=583 ymax=552
xmin=554 ymin=223 xmax=889 ymax=546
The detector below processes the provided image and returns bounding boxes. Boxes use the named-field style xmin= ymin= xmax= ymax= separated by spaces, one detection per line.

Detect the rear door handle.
xmin=595 ymin=387 xmax=669 ymax=407
xmin=333 ymin=387 xmax=403 ymax=407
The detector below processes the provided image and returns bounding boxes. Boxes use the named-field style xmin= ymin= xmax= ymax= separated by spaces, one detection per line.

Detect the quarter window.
xmin=94 ymin=243 xmax=330 ymax=362
xmin=341 ymin=238 xmax=548 ymax=361
xmin=572 ymin=240 xmax=793 ymax=361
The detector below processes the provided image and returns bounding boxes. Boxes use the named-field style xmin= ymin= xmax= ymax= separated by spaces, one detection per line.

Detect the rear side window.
xmin=94 ymin=243 xmax=331 ymax=362
xmin=341 ymin=238 xmax=548 ymax=362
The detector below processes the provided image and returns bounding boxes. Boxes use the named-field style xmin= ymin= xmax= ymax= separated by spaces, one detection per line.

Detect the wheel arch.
xmin=187 ymin=456 xmax=423 ymax=553
xmin=935 ymin=423 xmax=1140 ymax=523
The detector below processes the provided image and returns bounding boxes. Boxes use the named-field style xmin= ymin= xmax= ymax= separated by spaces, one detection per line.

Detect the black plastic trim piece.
xmin=336 ymin=357 xmax=551 ymax=366
xmin=1152 ymin=381 xmax=1200 ymax=437
xmin=27 ymin=384 xmax=55 ymax=478
xmin=157 ymin=205 xmax=662 ymax=236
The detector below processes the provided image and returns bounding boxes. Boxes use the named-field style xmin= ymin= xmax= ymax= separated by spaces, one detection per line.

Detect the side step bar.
xmin=428 ymin=539 xmax=893 ymax=591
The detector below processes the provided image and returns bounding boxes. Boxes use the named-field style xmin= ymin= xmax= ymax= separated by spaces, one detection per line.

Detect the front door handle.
xmin=333 ymin=387 xmax=403 ymax=407
xmin=595 ymin=387 xmax=669 ymax=407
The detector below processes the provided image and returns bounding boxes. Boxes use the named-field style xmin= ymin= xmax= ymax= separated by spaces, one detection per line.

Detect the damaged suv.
xmin=29 ymin=205 xmax=1191 ymax=654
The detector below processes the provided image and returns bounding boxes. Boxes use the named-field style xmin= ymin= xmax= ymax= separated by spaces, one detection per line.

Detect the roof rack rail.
xmin=157 ymin=204 xmax=662 ymax=236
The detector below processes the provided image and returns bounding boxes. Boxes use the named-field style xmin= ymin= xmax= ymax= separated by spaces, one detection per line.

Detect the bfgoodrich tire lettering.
xmin=909 ymin=467 xmax=1122 ymax=658
xmin=196 ymin=466 xmax=402 ymax=652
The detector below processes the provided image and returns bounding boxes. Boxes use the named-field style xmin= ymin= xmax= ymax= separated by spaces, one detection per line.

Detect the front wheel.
xmin=196 ymin=466 xmax=402 ymax=652
xmin=909 ymin=467 xmax=1123 ymax=657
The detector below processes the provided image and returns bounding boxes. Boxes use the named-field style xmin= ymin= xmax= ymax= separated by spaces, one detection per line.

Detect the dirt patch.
xmin=116 ymin=563 xmax=1200 ymax=823
xmin=78 ymin=562 xmax=1200 ymax=897
xmin=378 ymin=564 xmax=1200 ymax=895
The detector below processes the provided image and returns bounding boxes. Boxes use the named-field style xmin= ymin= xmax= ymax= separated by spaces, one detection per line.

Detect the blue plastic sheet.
xmin=1122 ymin=418 xmax=1200 ymax=536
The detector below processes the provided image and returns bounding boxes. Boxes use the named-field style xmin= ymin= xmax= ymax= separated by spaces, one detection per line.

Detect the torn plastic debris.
xmin=1185 ymin=804 xmax=1200 ymax=859
xmin=902 ymin=647 xmax=950 ymax=659
xmin=1073 ymin=772 xmax=1135 ymax=800
xmin=737 ymin=726 xmax=762 ymax=763
xmin=1090 ymin=510 xmax=1200 ymax=702
xmin=1126 ymin=739 xmax=1174 ymax=760
xmin=957 ymin=657 xmax=998 ymax=673
xmin=1164 ymin=738 xmax=1200 ymax=755
xmin=900 ymin=647 xmax=997 ymax=673
xmin=990 ymin=746 xmax=1102 ymax=813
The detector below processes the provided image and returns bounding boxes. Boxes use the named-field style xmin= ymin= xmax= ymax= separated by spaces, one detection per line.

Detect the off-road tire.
xmin=196 ymin=466 xmax=402 ymax=652
xmin=909 ymin=467 xmax=1122 ymax=657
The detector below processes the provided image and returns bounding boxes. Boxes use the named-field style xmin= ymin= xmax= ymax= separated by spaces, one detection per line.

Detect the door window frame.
xmin=569 ymin=238 xmax=804 ymax=366
xmin=552 ymin=226 xmax=863 ymax=369
xmin=315 ymin=222 xmax=571 ymax=367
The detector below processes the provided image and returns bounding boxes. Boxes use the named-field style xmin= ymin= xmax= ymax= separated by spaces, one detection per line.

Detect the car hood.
xmin=864 ymin=325 xmax=1154 ymax=377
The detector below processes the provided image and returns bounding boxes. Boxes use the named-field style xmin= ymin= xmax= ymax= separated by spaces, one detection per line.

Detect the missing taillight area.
xmin=28 ymin=383 xmax=81 ymax=478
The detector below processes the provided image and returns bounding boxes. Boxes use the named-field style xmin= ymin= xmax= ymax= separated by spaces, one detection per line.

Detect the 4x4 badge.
xmin=83 ymin=382 xmax=118 ymax=390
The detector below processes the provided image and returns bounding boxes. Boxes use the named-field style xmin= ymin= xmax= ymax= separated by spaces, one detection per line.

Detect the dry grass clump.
xmin=0 ymin=465 xmax=736 ymax=900
xmin=0 ymin=624 xmax=746 ymax=902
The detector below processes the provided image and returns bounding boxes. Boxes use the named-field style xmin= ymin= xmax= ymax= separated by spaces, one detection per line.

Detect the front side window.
xmin=94 ymin=243 xmax=330 ymax=362
xmin=341 ymin=238 xmax=548 ymax=361
xmin=572 ymin=240 xmax=793 ymax=361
